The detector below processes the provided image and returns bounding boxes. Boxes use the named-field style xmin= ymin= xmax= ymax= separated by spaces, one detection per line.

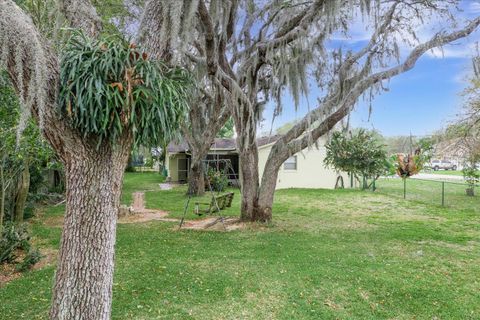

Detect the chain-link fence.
xmin=372 ymin=177 xmax=480 ymax=211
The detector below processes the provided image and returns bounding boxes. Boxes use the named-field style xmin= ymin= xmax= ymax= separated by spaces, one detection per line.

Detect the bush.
xmin=462 ymin=160 xmax=479 ymax=196
xmin=324 ymin=130 xmax=389 ymax=189
xmin=0 ymin=222 xmax=41 ymax=271
xmin=16 ymin=248 xmax=42 ymax=272
xmin=206 ymin=167 xmax=228 ymax=192
xmin=0 ymin=223 xmax=30 ymax=263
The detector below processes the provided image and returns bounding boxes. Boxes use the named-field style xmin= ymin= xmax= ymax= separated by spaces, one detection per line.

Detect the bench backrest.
xmin=225 ymin=192 xmax=234 ymax=208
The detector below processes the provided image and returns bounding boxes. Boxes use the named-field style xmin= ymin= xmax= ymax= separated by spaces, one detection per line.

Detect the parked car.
xmin=430 ymin=160 xmax=457 ymax=171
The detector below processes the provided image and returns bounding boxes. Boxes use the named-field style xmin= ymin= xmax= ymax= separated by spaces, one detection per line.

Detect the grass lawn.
xmin=1 ymin=172 xmax=480 ymax=319
xmin=374 ymin=177 xmax=480 ymax=210
xmin=427 ymin=170 xmax=464 ymax=176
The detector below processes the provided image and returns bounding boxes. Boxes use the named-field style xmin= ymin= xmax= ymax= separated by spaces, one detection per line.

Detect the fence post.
xmin=441 ymin=181 xmax=445 ymax=206
xmin=403 ymin=178 xmax=406 ymax=199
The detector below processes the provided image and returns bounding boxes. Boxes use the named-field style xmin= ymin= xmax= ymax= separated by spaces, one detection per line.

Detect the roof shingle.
xmin=167 ymin=135 xmax=281 ymax=153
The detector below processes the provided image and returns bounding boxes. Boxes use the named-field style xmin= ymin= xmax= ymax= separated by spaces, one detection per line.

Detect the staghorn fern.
xmin=58 ymin=30 xmax=192 ymax=147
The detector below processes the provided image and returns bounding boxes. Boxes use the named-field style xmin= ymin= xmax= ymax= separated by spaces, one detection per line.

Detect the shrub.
xmin=0 ymin=222 xmax=41 ymax=271
xmin=0 ymin=222 xmax=30 ymax=263
xmin=16 ymin=248 xmax=42 ymax=272
xmin=463 ymin=159 xmax=479 ymax=196
xmin=324 ymin=130 xmax=389 ymax=189
xmin=206 ymin=167 xmax=228 ymax=192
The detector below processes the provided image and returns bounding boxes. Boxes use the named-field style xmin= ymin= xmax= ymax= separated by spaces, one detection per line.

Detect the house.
xmin=165 ymin=135 xmax=348 ymax=189
xmin=433 ymin=138 xmax=476 ymax=169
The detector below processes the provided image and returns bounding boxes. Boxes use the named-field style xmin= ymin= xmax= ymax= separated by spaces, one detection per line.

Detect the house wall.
xmin=168 ymin=137 xmax=348 ymax=189
xmin=166 ymin=153 xmax=187 ymax=182
xmin=167 ymin=151 xmax=240 ymax=183
xmin=257 ymin=137 xmax=349 ymax=190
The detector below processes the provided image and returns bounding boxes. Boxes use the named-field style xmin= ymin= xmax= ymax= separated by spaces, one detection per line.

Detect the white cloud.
xmin=468 ymin=1 xmax=480 ymax=14
xmin=426 ymin=42 xmax=479 ymax=59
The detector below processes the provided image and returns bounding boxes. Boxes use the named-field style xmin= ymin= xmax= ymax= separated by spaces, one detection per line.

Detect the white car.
xmin=430 ymin=160 xmax=457 ymax=171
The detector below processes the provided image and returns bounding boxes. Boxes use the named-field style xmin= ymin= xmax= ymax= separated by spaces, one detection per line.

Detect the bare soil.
xmin=0 ymin=247 xmax=57 ymax=287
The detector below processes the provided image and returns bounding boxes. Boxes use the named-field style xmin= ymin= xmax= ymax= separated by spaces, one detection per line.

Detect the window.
xmin=284 ymin=156 xmax=297 ymax=170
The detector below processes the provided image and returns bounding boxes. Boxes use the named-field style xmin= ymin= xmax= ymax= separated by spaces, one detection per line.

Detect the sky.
xmin=260 ymin=1 xmax=480 ymax=138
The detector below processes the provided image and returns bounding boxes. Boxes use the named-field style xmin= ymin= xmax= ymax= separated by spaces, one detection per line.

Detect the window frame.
xmin=283 ymin=155 xmax=297 ymax=171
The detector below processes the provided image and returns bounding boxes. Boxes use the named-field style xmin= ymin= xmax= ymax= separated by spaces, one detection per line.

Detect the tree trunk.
xmin=49 ymin=141 xmax=131 ymax=320
xmin=238 ymin=144 xmax=261 ymax=221
xmin=188 ymin=156 xmax=205 ymax=196
xmin=256 ymin=163 xmax=281 ymax=223
xmin=13 ymin=161 xmax=30 ymax=223
xmin=186 ymin=141 xmax=215 ymax=197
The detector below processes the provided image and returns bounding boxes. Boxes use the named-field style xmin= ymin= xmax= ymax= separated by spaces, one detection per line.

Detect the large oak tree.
xmin=0 ymin=1 xmax=190 ymax=318
xmin=138 ymin=0 xmax=232 ymax=196
xmin=156 ymin=0 xmax=480 ymax=221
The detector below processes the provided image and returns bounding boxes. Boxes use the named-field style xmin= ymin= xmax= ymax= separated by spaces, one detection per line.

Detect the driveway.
xmin=413 ymin=173 xmax=464 ymax=182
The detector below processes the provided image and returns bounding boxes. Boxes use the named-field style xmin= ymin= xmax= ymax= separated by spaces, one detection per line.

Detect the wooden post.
xmin=441 ymin=182 xmax=445 ymax=206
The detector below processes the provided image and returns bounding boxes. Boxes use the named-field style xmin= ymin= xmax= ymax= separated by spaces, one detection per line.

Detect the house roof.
xmin=167 ymin=135 xmax=282 ymax=153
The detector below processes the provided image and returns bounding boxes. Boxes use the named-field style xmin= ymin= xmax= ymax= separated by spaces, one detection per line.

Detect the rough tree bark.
xmin=13 ymin=160 xmax=30 ymax=223
xmin=188 ymin=150 xmax=206 ymax=195
xmin=49 ymin=136 xmax=132 ymax=320
xmin=237 ymin=143 xmax=261 ymax=221
xmin=1 ymin=1 xmax=136 ymax=319
xmin=256 ymin=160 xmax=281 ymax=222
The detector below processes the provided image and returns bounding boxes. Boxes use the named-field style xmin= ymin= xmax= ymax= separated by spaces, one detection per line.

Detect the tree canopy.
xmin=324 ymin=130 xmax=389 ymax=188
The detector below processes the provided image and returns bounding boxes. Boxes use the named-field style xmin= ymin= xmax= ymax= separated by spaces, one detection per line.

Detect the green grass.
xmin=374 ymin=177 xmax=480 ymax=211
xmin=121 ymin=172 xmax=165 ymax=204
xmin=144 ymin=186 xmax=241 ymax=220
xmin=2 ymin=172 xmax=480 ymax=319
xmin=427 ymin=170 xmax=464 ymax=176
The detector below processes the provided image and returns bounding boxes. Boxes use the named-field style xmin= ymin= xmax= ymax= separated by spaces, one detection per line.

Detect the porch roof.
xmin=167 ymin=135 xmax=282 ymax=153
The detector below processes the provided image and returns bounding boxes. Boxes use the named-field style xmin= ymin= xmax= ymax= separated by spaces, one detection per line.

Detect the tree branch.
xmin=59 ymin=0 xmax=102 ymax=37
xmin=198 ymin=0 xmax=217 ymax=75
xmin=137 ymin=0 xmax=166 ymax=60
xmin=267 ymin=15 xmax=480 ymax=170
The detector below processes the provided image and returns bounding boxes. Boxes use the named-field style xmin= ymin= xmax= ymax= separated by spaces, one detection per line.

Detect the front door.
xmin=178 ymin=158 xmax=189 ymax=182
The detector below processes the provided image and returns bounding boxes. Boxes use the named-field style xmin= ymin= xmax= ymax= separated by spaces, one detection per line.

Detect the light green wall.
xmin=257 ymin=136 xmax=349 ymax=189
xmin=166 ymin=153 xmax=187 ymax=182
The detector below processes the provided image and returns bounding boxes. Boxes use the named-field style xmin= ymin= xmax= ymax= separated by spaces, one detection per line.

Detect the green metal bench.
xmin=194 ymin=192 xmax=234 ymax=216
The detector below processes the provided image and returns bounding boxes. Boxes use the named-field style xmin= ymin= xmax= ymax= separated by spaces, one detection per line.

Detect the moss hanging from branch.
xmin=58 ymin=30 xmax=192 ymax=147
xmin=0 ymin=2 xmax=48 ymax=137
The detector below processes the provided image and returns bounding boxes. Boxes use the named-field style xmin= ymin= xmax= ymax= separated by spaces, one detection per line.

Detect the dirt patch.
xmin=119 ymin=209 xmax=177 ymax=224
xmin=0 ymin=263 xmax=21 ymax=286
xmin=0 ymin=247 xmax=57 ymax=287
xmin=180 ymin=217 xmax=246 ymax=231
xmin=34 ymin=248 xmax=57 ymax=270
xmin=43 ymin=215 xmax=64 ymax=227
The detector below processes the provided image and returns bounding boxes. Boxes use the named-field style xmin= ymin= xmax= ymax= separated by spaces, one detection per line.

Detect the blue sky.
xmin=260 ymin=1 xmax=480 ymax=137
xmin=350 ymin=55 xmax=472 ymax=136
